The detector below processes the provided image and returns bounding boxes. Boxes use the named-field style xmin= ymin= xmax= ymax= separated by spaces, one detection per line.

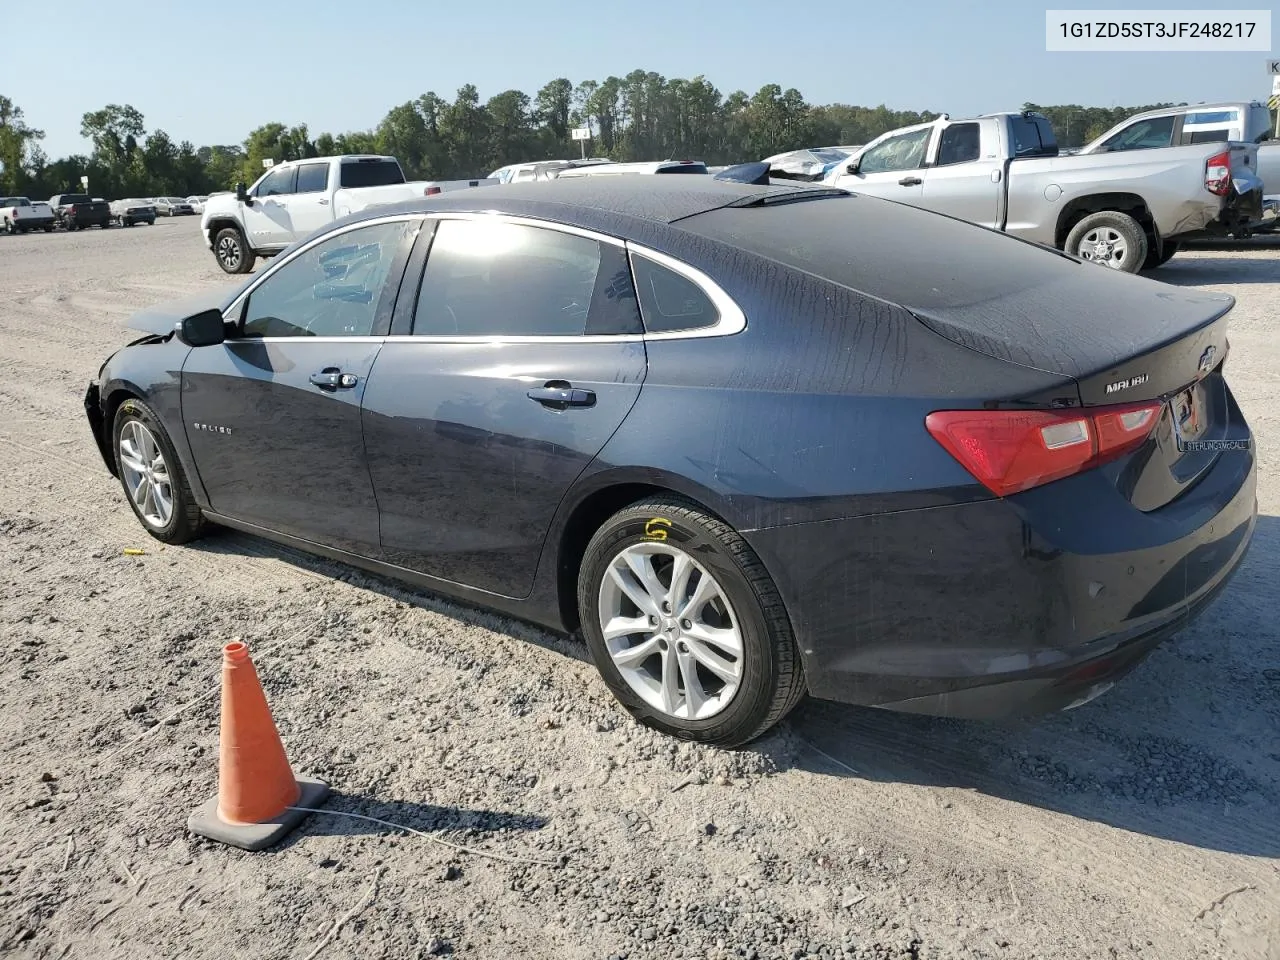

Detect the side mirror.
xmin=175 ymin=308 xmax=227 ymax=348
xmin=235 ymin=181 xmax=252 ymax=205
xmin=845 ymin=158 xmax=861 ymax=175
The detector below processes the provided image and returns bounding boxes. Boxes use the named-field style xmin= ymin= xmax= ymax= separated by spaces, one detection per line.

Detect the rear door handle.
xmin=527 ymin=383 xmax=596 ymax=409
xmin=898 ymin=176 xmax=922 ymax=186
xmin=310 ymin=368 xmax=358 ymax=390
xmin=318 ymin=199 xmax=329 ymax=205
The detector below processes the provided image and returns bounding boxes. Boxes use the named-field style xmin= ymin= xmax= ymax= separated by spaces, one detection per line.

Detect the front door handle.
xmin=318 ymin=198 xmax=329 ymax=205
xmin=527 ymin=382 xmax=596 ymax=409
xmin=310 ymin=368 xmax=358 ymax=391
xmin=898 ymin=176 xmax=923 ymax=186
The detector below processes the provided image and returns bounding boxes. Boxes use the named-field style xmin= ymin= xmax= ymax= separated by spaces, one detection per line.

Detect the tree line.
xmin=0 ymin=73 xmax=1209 ymax=200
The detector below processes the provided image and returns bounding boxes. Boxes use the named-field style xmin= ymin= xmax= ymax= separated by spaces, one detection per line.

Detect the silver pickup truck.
xmin=824 ymin=111 xmax=1264 ymax=272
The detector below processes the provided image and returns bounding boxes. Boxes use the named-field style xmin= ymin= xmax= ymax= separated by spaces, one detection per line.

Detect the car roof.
xmin=343 ymin=176 xmax=841 ymax=238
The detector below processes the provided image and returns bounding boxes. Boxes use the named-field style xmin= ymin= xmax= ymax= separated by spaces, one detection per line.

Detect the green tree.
xmin=0 ymin=95 xmax=45 ymax=194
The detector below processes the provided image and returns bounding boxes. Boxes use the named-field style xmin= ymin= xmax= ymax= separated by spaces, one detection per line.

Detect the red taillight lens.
xmin=424 ymin=186 xmax=441 ymax=196
xmin=925 ymin=400 xmax=1162 ymax=497
xmin=1204 ymin=150 xmax=1231 ymax=196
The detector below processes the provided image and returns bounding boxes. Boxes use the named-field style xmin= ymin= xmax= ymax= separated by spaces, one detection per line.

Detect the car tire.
xmin=1065 ymin=211 xmax=1148 ymax=273
xmin=4 ymin=221 xmax=14 ymax=235
xmin=214 ymin=226 xmax=255 ymax=274
xmin=577 ymin=496 xmax=806 ymax=748
xmin=112 ymin=397 xmax=207 ymax=545
xmin=43 ymin=225 xmax=53 ymax=233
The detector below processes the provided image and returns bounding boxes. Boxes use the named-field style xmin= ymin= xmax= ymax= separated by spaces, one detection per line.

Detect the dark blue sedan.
xmin=84 ymin=176 xmax=1256 ymax=746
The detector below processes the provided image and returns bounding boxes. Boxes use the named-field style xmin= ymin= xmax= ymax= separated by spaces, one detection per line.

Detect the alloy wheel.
xmin=1077 ymin=227 xmax=1128 ymax=268
xmin=217 ymin=234 xmax=241 ymax=270
xmin=597 ymin=542 xmax=744 ymax=721
xmin=118 ymin=420 xmax=173 ymax=529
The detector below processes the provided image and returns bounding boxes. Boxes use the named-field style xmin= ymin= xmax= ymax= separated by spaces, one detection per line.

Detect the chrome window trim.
xmin=625 ymin=243 xmax=747 ymax=340
xmin=222 ymin=213 xmax=426 ymax=321
xmin=419 ymin=210 xmax=626 ymax=248
xmin=220 ymin=211 xmax=747 ymax=345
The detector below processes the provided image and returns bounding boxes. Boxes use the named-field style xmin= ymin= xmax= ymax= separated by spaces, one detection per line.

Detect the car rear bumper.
xmin=744 ymin=442 xmax=1257 ymax=719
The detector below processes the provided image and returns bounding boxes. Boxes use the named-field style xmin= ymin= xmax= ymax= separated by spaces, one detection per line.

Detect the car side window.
xmin=1100 ymin=116 xmax=1175 ymax=152
xmin=935 ymin=123 xmax=981 ymax=166
xmin=240 ymin=220 xmax=415 ymax=338
xmin=631 ymin=255 xmax=719 ymax=334
xmin=857 ymin=128 xmax=931 ymax=174
xmin=295 ymin=163 xmax=330 ymax=194
xmin=411 ymin=219 xmax=642 ymax=337
xmin=256 ymin=166 xmax=298 ymax=197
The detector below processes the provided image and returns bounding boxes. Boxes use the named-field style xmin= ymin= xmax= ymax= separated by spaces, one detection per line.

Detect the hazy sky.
xmin=7 ymin=0 xmax=1276 ymax=158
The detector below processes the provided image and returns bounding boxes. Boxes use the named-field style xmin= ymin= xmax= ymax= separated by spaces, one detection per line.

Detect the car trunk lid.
xmin=908 ymin=271 xmax=1235 ymax=513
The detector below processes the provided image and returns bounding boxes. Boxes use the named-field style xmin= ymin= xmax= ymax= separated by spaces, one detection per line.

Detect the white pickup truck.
xmin=824 ymin=111 xmax=1264 ymax=272
xmin=1 ymin=197 xmax=56 ymax=234
xmin=201 ymin=155 xmax=497 ymax=273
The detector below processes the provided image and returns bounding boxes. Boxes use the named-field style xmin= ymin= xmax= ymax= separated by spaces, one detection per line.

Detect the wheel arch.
xmin=551 ymin=474 xmax=739 ymax=635
xmin=205 ymin=217 xmax=248 ymax=249
xmin=1054 ymin=192 xmax=1155 ymax=249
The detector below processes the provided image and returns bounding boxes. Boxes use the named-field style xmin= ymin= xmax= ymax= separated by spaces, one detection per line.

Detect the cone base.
xmin=187 ymin=776 xmax=330 ymax=851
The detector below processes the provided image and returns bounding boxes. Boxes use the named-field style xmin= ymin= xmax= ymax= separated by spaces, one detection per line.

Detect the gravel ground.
xmin=1 ymin=220 xmax=1278 ymax=960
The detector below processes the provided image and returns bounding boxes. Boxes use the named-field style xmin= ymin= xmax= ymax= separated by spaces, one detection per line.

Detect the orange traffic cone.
xmin=187 ymin=641 xmax=328 ymax=851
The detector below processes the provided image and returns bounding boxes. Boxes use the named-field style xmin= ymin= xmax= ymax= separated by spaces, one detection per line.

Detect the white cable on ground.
xmin=287 ymin=806 xmax=563 ymax=868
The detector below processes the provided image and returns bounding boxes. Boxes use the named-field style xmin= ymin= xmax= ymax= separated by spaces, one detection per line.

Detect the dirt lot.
xmin=1 ymin=220 xmax=1278 ymax=960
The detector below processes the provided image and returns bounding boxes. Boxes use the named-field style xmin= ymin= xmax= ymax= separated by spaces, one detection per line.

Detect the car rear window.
xmin=655 ymin=164 xmax=708 ymax=174
xmin=61 ymin=195 xmax=92 ymax=204
xmin=7 ymin=198 xmax=31 ymax=206
xmin=339 ymin=160 xmax=405 ymax=188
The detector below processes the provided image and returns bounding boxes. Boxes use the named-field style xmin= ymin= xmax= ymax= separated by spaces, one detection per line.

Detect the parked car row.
xmin=1 ymin=193 xmax=215 ymax=234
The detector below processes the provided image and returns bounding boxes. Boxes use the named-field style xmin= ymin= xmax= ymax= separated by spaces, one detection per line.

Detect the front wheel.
xmin=112 ymin=398 xmax=207 ymax=544
xmin=1065 ymin=211 xmax=1148 ymax=273
xmin=214 ymin=226 xmax=255 ymax=274
xmin=578 ymin=497 xmax=805 ymax=747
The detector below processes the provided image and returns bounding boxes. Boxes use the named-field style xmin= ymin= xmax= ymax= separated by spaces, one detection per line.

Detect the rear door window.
xmin=935 ymin=123 xmax=982 ymax=166
xmin=295 ymin=163 xmax=330 ymax=194
xmin=411 ymin=219 xmax=641 ymax=337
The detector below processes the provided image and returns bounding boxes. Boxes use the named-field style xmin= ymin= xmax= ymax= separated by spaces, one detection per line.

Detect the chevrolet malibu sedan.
xmin=84 ymin=177 xmax=1256 ymax=747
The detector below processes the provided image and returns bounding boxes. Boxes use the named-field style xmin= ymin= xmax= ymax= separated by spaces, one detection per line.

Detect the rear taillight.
xmin=1204 ymin=150 xmax=1231 ymax=196
xmin=925 ymin=400 xmax=1162 ymax=497
xmin=424 ymin=186 xmax=441 ymax=196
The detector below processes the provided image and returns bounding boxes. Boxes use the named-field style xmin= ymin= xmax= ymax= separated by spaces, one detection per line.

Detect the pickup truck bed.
xmin=1 ymin=198 xmax=56 ymax=233
xmin=825 ymin=112 xmax=1263 ymax=272
xmin=49 ymin=195 xmax=112 ymax=230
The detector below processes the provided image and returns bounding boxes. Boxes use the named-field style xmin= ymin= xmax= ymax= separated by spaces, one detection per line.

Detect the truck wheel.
xmin=1066 ymin=212 xmax=1147 ymax=273
xmin=4 ymin=220 xmax=14 ymax=234
xmin=43 ymin=225 xmax=53 ymax=233
xmin=214 ymin=226 xmax=255 ymax=274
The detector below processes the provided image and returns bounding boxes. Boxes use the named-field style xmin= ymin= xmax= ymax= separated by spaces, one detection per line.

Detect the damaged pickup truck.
xmin=824 ymin=111 xmax=1264 ymax=272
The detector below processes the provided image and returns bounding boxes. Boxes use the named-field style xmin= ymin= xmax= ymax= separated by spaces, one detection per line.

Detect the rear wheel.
xmin=577 ymin=497 xmax=805 ymax=747
xmin=214 ymin=226 xmax=255 ymax=274
xmin=1065 ymin=211 xmax=1147 ymax=273
xmin=5 ymin=220 xmax=14 ymax=234
xmin=112 ymin=398 xmax=207 ymax=544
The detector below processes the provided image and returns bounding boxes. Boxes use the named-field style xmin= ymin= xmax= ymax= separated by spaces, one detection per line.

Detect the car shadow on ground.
xmin=1156 ymin=238 xmax=1280 ymax=286
xmin=192 ymin=515 xmax=1278 ymax=859
xmin=777 ymin=513 xmax=1280 ymax=859
xmin=278 ymin=791 xmax=548 ymax=848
